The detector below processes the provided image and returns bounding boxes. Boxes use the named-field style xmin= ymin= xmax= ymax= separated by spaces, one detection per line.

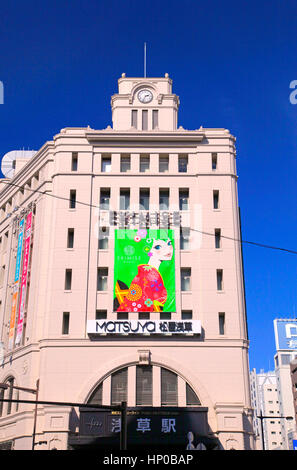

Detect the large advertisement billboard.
xmin=113 ymin=229 xmax=176 ymax=313
xmin=274 ymin=319 xmax=297 ymax=351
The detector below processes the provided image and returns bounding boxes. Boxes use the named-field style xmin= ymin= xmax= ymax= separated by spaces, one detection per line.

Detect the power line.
xmin=0 ymin=179 xmax=296 ymax=255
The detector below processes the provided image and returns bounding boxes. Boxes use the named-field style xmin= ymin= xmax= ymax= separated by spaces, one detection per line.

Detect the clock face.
xmin=138 ymin=89 xmax=153 ymax=103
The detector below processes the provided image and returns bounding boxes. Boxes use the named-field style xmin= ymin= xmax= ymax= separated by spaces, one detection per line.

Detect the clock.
xmin=138 ymin=89 xmax=153 ymax=103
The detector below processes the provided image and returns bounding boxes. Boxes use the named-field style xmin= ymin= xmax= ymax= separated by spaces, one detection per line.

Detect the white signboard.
xmin=87 ymin=320 xmax=201 ymax=336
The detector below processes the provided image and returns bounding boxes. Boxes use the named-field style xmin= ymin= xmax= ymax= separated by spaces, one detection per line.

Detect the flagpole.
xmin=144 ymin=42 xmax=146 ymax=77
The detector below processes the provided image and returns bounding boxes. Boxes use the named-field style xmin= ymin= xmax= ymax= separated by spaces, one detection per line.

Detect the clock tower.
xmin=111 ymin=73 xmax=180 ymax=131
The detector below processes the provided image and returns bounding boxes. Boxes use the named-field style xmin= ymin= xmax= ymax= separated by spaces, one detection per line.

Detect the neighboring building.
xmin=0 ymin=73 xmax=254 ymax=450
xmin=273 ymin=319 xmax=297 ymax=450
xmin=250 ymin=368 xmax=283 ymax=450
xmin=290 ymin=359 xmax=297 ymax=429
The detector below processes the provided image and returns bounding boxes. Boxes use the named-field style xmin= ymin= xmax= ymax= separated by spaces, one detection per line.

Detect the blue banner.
xmin=14 ymin=218 xmax=25 ymax=282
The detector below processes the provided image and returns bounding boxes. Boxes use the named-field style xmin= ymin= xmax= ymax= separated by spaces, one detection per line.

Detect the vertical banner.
xmin=15 ymin=212 xmax=32 ymax=346
xmin=8 ymin=218 xmax=25 ymax=350
xmin=113 ymin=229 xmax=176 ymax=313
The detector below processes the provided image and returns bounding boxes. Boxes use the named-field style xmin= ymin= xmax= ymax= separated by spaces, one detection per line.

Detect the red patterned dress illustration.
xmin=117 ymin=264 xmax=167 ymax=312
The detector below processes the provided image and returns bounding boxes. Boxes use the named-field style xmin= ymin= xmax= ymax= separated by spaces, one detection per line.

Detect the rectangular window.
xmin=215 ymin=229 xmax=221 ymax=249
xmin=120 ymin=155 xmax=131 ymax=173
xmin=131 ymin=110 xmax=138 ymax=128
xmin=98 ymin=226 xmax=109 ymax=249
xmin=120 ymin=189 xmax=130 ymax=210
xmin=117 ymin=312 xmax=128 ymax=320
xmin=6 ymin=378 xmax=14 ymax=415
xmin=159 ymin=155 xmax=169 ymax=173
xmin=217 ymin=269 xmax=223 ymax=291
xmin=219 ymin=312 xmax=225 ymax=335
xmin=281 ymin=354 xmax=291 ymax=365
xmin=69 ymin=190 xmax=76 ymax=209
xmin=67 ymin=228 xmax=74 ymax=248
xmin=181 ymin=268 xmax=191 ymax=291
xmin=140 ymin=155 xmax=150 ymax=172
xmin=142 ymin=110 xmax=148 ymax=130
xmin=99 ymin=189 xmax=110 ymax=210
xmin=96 ymin=310 xmax=107 ymax=319
xmin=161 ymin=368 xmax=177 ymax=406
xmin=213 ymin=190 xmax=219 ymax=209
xmin=0 ymin=265 xmax=5 ymax=286
xmin=97 ymin=268 xmax=108 ymax=291
xmin=136 ymin=366 xmax=152 ymax=405
xmin=62 ymin=312 xmax=70 ymax=334
xmin=139 ymin=312 xmax=150 ymax=320
xmin=182 ymin=310 xmax=192 ymax=320
xmin=65 ymin=269 xmax=72 ymax=290
xmin=178 ymin=155 xmax=188 ymax=173
xmin=159 ymin=189 xmax=169 ymax=210
xmin=160 ymin=312 xmax=171 ymax=320
xmin=140 ymin=189 xmax=150 ymax=211
xmin=96 ymin=310 xmax=107 ymax=320
xmin=179 ymin=189 xmax=189 ymax=210
xmin=111 ymin=368 xmax=128 ymax=405
xmin=212 ymin=153 xmax=217 ymax=170
xmin=71 ymin=152 xmax=78 ymax=171
xmin=101 ymin=155 xmax=111 ymax=173
xmin=180 ymin=227 xmax=190 ymax=250
xmin=152 ymin=110 xmax=158 ymax=129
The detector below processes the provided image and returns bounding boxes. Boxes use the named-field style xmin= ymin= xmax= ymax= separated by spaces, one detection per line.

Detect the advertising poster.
xmin=8 ymin=218 xmax=25 ymax=350
xmin=15 ymin=212 xmax=32 ymax=346
xmin=113 ymin=229 xmax=176 ymax=313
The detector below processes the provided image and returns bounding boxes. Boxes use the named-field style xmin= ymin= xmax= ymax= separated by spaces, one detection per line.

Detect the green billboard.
xmin=114 ymin=229 xmax=176 ymax=313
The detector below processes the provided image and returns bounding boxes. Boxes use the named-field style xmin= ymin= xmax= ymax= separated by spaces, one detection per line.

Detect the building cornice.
xmin=86 ymin=130 xmax=205 ymax=147
xmin=0 ymin=142 xmax=54 ymax=201
xmin=49 ymin=171 xmax=238 ymax=180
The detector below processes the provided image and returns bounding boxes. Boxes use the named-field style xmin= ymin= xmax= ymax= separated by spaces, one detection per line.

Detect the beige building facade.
xmin=0 ymin=74 xmax=254 ymax=450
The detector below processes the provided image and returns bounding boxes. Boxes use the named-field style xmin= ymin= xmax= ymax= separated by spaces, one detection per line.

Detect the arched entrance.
xmin=69 ymin=365 xmax=220 ymax=450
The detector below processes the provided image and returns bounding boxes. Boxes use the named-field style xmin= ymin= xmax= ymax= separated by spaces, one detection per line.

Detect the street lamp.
xmin=0 ymin=379 xmax=39 ymax=450
xmin=257 ymin=409 xmax=294 ymax=450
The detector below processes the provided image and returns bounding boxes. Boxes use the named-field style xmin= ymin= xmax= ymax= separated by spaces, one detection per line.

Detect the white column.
xmin=128 ymin=365 xmax=136 ymax=407
xmin=153 ymin=366 xmax=161 ymax=406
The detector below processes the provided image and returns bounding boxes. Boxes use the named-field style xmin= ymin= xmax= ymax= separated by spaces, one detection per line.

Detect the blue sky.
xmin=0 ymin=0 xmax=296 ymax=371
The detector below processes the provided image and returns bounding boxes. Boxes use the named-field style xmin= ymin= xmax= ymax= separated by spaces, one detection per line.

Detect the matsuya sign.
xmin=87 ymin=320 xmax=201 ymax=336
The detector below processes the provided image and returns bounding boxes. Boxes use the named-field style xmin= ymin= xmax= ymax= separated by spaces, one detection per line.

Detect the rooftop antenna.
xmin=144 ymin=42 xmax=147 ymax=77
